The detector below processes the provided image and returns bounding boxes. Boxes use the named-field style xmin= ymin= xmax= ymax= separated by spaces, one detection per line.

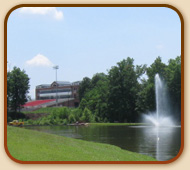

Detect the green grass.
xmin=90 ymin=123 xmax=147 ymax=126
xmin=7 ymin=126 xmax=156 ymax=162
xmin=23 ymin=107 xmax=59 ymax=114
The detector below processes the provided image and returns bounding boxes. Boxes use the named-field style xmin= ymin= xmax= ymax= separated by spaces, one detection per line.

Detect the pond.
xmin=24 ymin=125 xmax=181 ymax=161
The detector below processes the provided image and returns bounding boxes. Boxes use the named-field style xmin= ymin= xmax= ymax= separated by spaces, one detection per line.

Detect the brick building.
xmin=35 ymin=81 xmax=80 ymax=107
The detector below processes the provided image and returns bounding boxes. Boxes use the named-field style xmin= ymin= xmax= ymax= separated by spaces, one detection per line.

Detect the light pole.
xmin=53 ymin=65 xmax=59 ymax=106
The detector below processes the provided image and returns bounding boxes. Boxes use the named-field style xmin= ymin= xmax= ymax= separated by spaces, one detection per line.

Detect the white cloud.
xmin=25 ymin=54 xmax=54 ymax=67
xmin=19 ymin=7 xmax=63 ymax=20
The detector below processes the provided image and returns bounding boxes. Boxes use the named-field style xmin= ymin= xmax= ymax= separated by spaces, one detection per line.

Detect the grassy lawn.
xmin=7 ymin=126 xmax=156 ymax=162
xmin=23 ymin=107 xmax=57 ymax=114
xmin=90 ymin=123 xmax=147 ymax=126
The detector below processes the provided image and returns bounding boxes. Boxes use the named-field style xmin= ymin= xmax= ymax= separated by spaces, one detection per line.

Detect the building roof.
xmin=36 ymin=81 xmax=80 ymax=89
xmin=72 ymin=81 xmax=81 ymax=85
xmin=55 ymin=81 xmax=71 ymax=86
xmin=36 ymin=84 xmax=51 ymax=89
xmin=23 ymin=99 xmax=56 ymax=107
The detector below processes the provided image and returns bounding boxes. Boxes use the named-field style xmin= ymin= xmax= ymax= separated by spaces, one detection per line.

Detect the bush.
xmin=58 ymin=107 xmax=69 ymax=119
xmin=68 ymin=114 xmax=76 ymax=123
xmin=81 ymin=108 xmax=93 ymax=122
xmin=7 ymin=111 xmax=26 ymax=121
xmin=71 ymin=108 xmax=83 ymax=121
xmin=63 ymin=119 xmax=68 ymax=125
xmin=22 ymin=106 xmax=96 ymax=125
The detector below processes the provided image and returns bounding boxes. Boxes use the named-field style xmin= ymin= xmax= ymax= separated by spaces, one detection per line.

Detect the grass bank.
xmin=90 ymin=123 xmax=146 ymax=126
xmin=23 ymin=107 xmax=59 ymax=114
xmin=22 ymin=107 xmax=95 ymax=126
xmin=7 ymin=126 xmax=156 ymax=161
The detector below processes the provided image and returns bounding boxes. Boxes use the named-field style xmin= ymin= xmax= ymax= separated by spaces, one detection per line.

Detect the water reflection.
xmin=24 ymin=125 xmax=181 ymax=161
xmin=129 ymin=126 xmax=181 ymax=161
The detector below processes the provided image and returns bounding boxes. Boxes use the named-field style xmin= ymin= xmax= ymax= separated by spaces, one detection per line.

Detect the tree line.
xmin=7 ymin=56 xmax=181 ymax=123
xmin=78 ymin=56 xmax=181 ymax=123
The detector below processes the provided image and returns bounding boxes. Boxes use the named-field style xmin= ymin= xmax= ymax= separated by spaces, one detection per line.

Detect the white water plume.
xmin=143 ymin=74 xmax=175 ymax=127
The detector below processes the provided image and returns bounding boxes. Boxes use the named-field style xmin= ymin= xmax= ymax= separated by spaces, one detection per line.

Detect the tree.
xmin=79 ymin=73 xmax=109 ymax=122
xmin=91 ymin=73 xmax=107 ymax=88
xmin=165 ymin=56 xmax=181 ymax=121
xmin=78 ymin=77 xmax=91 ymax=101
xmin=136 ymin=79 xmax=155 ymax=114
xmin=136 ymin=56 xmax=181 ymax=123
xmin=79 ymin=98 xmax=88 ymax=110
xmin=146 ymin=56 xmax=167 ymax=83
xmin=7 ymin=66 xmax=30 ymax=112
xmin=137 ymin=57 xmax=167 ymax=113
xmin=107 ymin=57 xmax=142 ymax=122
xmin=77 ymin=56 xmax=181 ymax=123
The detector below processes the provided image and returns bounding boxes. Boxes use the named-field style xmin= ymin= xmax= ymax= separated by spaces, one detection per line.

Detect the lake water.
xmin=24 ymin=125 xmax=181 ymax=161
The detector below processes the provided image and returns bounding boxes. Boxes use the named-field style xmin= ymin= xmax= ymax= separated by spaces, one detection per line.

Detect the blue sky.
xmin=7 ymin=7 xmax=181 ymax=99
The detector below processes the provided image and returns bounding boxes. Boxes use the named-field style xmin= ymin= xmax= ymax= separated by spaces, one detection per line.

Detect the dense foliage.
xmin=107 ymin=57 xmax=146 ymax=122
xmin=7 ymin=67 xmax=30 ymax=112
xmin=8 ymin=56 xmax=181 ymax=124
xmin=78 ymin=56 xmax=181 ymax=123
xmin=24 ymin=107 xmax=95 ymax=125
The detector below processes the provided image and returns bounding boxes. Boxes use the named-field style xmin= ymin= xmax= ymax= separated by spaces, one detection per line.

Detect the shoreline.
xmin=6 ymin=126 xmax=157 ymax=162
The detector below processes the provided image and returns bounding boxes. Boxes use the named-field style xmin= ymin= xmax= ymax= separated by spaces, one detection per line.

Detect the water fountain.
xmin=142 ymin=74 xmax=179 ymax=160
xmin=143 ymin=73 xmax=175 ymax=127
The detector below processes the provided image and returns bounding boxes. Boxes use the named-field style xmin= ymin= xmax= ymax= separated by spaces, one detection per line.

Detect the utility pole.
xmin=53 ymin=65 xmax=59 ymax=106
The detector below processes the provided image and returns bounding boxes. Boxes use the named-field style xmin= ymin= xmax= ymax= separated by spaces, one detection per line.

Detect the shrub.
xmin=7 ymin=111 xmax=26 ymax=120
xmin=58 ymin=107 xmax=69 ymax=119
xmin=63 ymin=119 xmax=68 ymax=125
xmin=71 ymin=108 xmax=83 ymax=121
xmin=68 ymin=114 xmax=76 ymax=123
xmin=81 ymin=107 xmax=93 ymax=122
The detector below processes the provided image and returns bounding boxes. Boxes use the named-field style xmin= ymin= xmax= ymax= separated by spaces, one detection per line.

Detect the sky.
xmin=7 ymin=7 xmax=181 ymax=99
